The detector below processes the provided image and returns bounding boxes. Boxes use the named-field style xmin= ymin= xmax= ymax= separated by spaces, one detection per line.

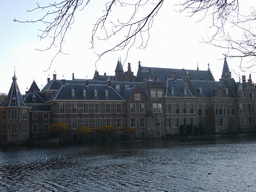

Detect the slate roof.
xmin=30 ymin=105 xmax=51 ymax=112
xmin=220 ymin=78 xmax=237 ymax=97
xmin=110 ymin=81 xmax=138 ymax=94
xmin=27 ymin=80 xmax=40 ymax=93
xmin=122 ymin=87 xmax=135 ymax=100
xmin=166 ymin=79 xmax=194 ymax=97
xmin=190 ymin=80 xmax=235 ymax=98
xmin=2 ymin=74 xmax=26 ymax=107
xmin=139 ymin=66 xmax=215 ymax=82
xmin=41 ymin=80 xmax=62 ymax=92
xmin=24 ymin=93 xmax=46 ymax=104
xmin=51 ymin=84 xmax=125 ymax=100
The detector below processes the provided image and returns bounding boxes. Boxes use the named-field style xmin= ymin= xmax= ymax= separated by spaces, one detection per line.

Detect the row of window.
xmin=59 ymin=118 xmax=124 ymax=129
xmin=135 ymin=90 xmax=163 ymax=101
xmin=168 ymin=118 xmax=194 ymax=128
xmin=1 ymin=110 xmax=28 ymax=120
xmin=32 ymin=123 xmax=49 ymax=134
xmin=167 ymin=104 xmax=237 ymax=116
xmin=151 ymin=90 xmax=163 ymax=98
xmin=32 ymin=112 xmax=49 ymax=120
xmin=130 ymin=103 xmax=145 ymax=113
xmin=2 ymin=110 xmax=49 ymax=121
xmin=1 ymin=123 xmax=28 ymax=135
xmin=59 ymin=103 xmax=123 ymax=114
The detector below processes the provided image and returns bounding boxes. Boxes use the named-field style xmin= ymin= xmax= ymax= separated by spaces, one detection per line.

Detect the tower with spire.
xmin=115 ymin=58 xmax=124 ymax=81
xmin=0 ymin=73 xmax=30 ymax=144
xmin=221 ymin=58 xmax=231 ymax=79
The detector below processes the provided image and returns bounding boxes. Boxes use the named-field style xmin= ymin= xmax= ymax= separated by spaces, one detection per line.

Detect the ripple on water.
xmin=1 ymin=140 xmax=256 ymax=191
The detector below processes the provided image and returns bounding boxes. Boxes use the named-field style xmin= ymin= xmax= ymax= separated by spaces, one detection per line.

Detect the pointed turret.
xmin=115 ymin=58 xmax=124 ymax=72
xmin=2 ymin=74 xmax=26 ymax=107
xmin=115 ymin=58 xmax=124 ymax=81
xmin=221 ymin=58 xmax=231 ymax=79
xmin=0 ymin=73 xmax=30 ymax=145
xmin=136 ymin=61 xmax=143 ymax=82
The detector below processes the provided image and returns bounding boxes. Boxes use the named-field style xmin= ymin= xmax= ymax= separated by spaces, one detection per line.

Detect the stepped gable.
xmin=2 ymin=74 xmax=26 ymax=107
xmin=138 ymin=66 xmax=215 ymax=82
xmin=166 ymin=78 xmax=194 ymax=97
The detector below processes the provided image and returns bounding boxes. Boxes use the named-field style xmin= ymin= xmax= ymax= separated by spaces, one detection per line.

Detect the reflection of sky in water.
xmin=1 ymin=140 xmax=256 ymax=191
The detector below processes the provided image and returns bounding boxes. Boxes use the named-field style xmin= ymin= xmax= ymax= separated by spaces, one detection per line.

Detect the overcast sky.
xmin=0 ymin=0 xmax=252 ymax=94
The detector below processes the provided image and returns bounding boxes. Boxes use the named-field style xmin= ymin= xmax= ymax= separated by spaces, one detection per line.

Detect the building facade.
xmin=1 ymin=58 xmax=256 ymax=144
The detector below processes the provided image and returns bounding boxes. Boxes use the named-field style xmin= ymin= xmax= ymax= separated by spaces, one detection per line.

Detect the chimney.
xmin=242 ymin=75 xmax=246 ymax=83
xmin=128 ymin=63 xmax=131 ymax=72
xmin=85 ymin=79 xmax=89 ymax=86
xmin=53 ymin=71 xmax=56 ymax=80
xmin=47 ymin=74 xmax=50 ymax=83
xmin=248 ymin=74 xmax=252 ymax=84
xmin=62 ymin=75 xmax=65 ymax=85
xmin=72 ymin=73 xmax=75 ymax=80
xmin=104 ymin=72 xmax=106 ymax=76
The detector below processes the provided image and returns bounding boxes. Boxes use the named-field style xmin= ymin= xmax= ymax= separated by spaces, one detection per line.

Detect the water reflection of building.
xmin=1 ymin=58 xmax=256 ymax=144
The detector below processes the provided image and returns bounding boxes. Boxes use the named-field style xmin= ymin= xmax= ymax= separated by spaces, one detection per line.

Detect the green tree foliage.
xmin=97 ymin=125 xmax=118 ymax=135
xmin=179 ymin=124 xmax=185 ymax=136
xmin=228 ymin=117 xmax=238 ymax=134
xmin=76 ymin=126 xmax=94 ymax=135
xmin=185 ymin=124 xmax=193 ymax=136
xmin=49 ymin=122 xmax=70 ymax=142
xmin=49 ymin=122 xmax=70 ymax=135
xmin=194 ymin=123 xmax=205 ymax=135
xmin=203 ymin=105 xmax=216 ymax=135
xmin=123 ymin=127 xmax=137 ymax=134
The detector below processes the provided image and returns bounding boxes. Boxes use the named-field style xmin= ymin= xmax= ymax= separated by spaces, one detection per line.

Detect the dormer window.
xmin=184 ymin=88 xmax=187 ymax=96
xmin=94 ymin=89 xmax=97 ymax=97
xmin=115 ymin=85 xmax=120 ymax=92
xmin=71 ymin=88 xmax=75 ymax=98
xmin=171 ymin=87 xmax=174 ymax=95
xmin=105 ymin=89 xmax=109 ymax=97
xmin=225 ymin=88 xmax=229 ymax=95
xmin=12 ymin=97 xmax=16 ymax=104
xmin=83 ymin=89 xmax=86 ymax=98
xmin=32 ymin=94 xmax=36 ymax=102
xmin=198 ymin=87 xmax=202 ymax=94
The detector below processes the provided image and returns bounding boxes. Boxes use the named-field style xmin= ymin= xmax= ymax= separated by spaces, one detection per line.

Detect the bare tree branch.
xmin=14 ymin=0 xmax=89 ymax=69
xmin=15 ymin=0 xmax=164 ymax=69
xmin=181 ymin=0 xmax=256 ymax=66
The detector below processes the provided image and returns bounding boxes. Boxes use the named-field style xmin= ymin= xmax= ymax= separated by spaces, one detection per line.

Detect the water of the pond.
xmin=0 ymin=139 xmax=256 ymax=191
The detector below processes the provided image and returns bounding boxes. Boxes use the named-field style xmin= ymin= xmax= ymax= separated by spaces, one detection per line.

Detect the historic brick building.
xmin=1 ymin=58 xmax=256 ymax=144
